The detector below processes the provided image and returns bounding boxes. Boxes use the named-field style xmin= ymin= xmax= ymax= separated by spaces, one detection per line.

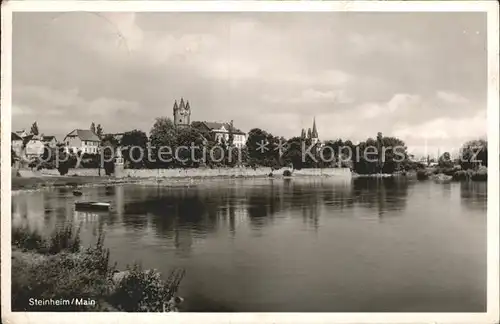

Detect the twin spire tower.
xmin=301 ymin=117 xmax=319 ymax=144
xmin=173 ymin=97 xmax=191 ymax=128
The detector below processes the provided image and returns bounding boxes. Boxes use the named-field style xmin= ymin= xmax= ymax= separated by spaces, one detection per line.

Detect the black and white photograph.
xmin=1 ymin=1 xmax=499 ymax=323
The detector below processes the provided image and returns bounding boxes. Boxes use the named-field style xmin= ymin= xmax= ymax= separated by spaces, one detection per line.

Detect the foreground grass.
xmin=12 ymin=225 xmax=184 ymax=312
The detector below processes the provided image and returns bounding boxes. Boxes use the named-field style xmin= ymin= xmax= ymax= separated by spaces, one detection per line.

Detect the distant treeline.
xmin=17 ymin=117 xmax=487 ymax=176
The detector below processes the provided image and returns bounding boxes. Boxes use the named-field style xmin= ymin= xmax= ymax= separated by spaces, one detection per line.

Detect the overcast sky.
xmin=12 ymin=12 xmax=487 ymax=156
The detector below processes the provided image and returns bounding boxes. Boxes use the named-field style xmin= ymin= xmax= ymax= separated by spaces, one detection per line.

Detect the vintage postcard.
xmin=1 ymin=1 xmax=499 ymax=324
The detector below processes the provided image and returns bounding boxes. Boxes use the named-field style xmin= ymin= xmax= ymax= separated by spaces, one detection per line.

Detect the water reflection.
xmin=460 ymin=181 xmax=487 ymax=211
xmin=11 ymin=178 xmax=487 ymax=312
xmin=351 ymin=177 xmax=409 ymax=218
xmin=12 ymin=178 xmax=415 ymax=237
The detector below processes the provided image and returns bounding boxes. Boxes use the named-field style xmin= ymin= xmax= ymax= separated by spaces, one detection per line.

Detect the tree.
xmin=96 ymin=124 xmax=103 ymax=138
xmin=380 ymin=136 xmax=407 ymax=173
xmin=438 ymin=152 xmax=454 ymax=169
xmin=30 ymin=122 xmax=39 ymax=135
xmin=283 ymin=137 xmax=304 ymax=170
xmin=101 ymin=134 xmax=118 ymax=175
xmin=300 ymin=129 xmax=306 ymax=139
xmin=149 ymin=117 xmax=177 ymax=168
xmin=11 ymin=148 xmax=17 ymax=166
xmin=121 ymin=130 xmax=149 ymax=169
xmin=228 ymin=120 xmax=235 ymax=147
xmin=460 ymin=139 xmax=487 ymax=170
xmin=307 ymin=128 xmax=312 ymax=139
xmin=376 ymin=132 xmax=384 ymax=173
xmin=175 ymin=127 xmax=205 ymax=168
xmin=56 ymin=147 xmax=77 ymax=175
xmin=246 ymin=128 xmax=281 ymax=168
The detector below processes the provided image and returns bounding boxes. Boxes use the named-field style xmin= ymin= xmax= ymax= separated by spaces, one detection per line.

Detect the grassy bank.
xmin=12 ymin=225 xmax=184 ymax=312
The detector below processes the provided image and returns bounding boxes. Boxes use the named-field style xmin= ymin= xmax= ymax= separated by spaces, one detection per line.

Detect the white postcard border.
xmin=1 ymin=1 xmax=498 ymax=324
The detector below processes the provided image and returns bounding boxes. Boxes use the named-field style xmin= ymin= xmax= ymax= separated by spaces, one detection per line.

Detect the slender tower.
xmin=311 ymin=117 xmax=319 ymax=144
xmin=173 ymin=98 xmax=191 ymax=128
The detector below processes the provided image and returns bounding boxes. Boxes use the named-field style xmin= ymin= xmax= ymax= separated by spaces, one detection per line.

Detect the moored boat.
xmin=75 ymin=201 xmax=111 ymax=211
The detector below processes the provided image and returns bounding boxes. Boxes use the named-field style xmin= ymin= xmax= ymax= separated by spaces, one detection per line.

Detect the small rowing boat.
xmin=75 ymin=201 xmax=111 ymax=211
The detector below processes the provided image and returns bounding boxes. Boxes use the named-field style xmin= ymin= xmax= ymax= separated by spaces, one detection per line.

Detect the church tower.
xmin=173 ymin=97 xmax=191 ymax=128
xmin=311 ymin=117 xmax=319 ymax=144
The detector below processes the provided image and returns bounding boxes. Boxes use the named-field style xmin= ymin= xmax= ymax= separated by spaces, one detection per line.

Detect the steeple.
xmin=179 ymin=97 xmax=185 ymax=109
xmin=312 ymin=117 xmax=318 ymax=139
xmin=173 ymin=100 xmax=178 ymax=112
xmin=186 ymin=100 xmax=190 ymax=111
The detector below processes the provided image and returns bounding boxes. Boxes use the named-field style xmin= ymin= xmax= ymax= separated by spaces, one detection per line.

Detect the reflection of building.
xmin=74 ymin=211 xmax=100 ymax=222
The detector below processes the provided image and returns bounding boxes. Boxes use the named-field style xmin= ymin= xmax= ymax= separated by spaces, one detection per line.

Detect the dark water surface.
xmin=12 ymin=178 xmax=487 ymax=312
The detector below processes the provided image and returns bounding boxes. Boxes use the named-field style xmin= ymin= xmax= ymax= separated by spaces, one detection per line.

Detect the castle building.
xmin=173 ymin=97 xmax=191 ymax=128
xmin=171 ymin=98 xmax=247 ymax=148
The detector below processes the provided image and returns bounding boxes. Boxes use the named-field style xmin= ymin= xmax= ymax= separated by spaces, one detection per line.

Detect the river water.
xmin=12 ymin=177 xmax=487 ymax=312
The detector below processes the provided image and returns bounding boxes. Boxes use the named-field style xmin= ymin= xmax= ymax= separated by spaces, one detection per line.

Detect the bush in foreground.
xmin=12 ymin=225 xmax=184 ymax=312
xmin=12 ymin=224 xmax=81 ymax=255
xmin=12 ymin=233 xmax=113 ymax=311
xmin=108 ymin=264 xmax=184 ymax=312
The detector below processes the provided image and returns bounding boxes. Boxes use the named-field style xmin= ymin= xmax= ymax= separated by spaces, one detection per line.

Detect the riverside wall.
xmin=18 ymin=167 xmax=352 ymax=179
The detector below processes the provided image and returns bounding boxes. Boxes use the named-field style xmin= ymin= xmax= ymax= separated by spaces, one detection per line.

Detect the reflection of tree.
xmin=352 ymin=177 xmax=410 ymax=218
xmin=460 ymin=181 xmax=487 ymax=211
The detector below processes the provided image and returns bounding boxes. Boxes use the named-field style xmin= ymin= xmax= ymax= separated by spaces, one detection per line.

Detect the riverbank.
xmin=11 ymin=225 xmax=184 ymax=312
xmin=12 ymin=167 xmax=352 ymax=191
xmin=416 ymin=166 xmax=487 ymax=182
xmin=11 ymin=176 xmax=142 ymax=191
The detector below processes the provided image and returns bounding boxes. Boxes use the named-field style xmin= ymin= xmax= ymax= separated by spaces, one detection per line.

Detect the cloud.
xmin=436 ymin=91 xmax=470 ymax=104
xmin=357 ymin=94 xmax=422 ymax=119
xmin=11 ymin=12 xmax=487 ymax=155
xmin=394 ymin=109 xmax=486 ymax=140
xmin=347 ymin=32 xmax=421 ymax=56
xmin=12 ymin=85 xmax=141 ymax=137
xmin=102 ymin=13 xmax=144 ymax=52
xmin=263 ymin=89 xmax=353 ymax=105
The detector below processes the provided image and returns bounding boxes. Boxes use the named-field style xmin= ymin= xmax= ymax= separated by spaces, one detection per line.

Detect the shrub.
xmin=58 ymin=163 xmax=70 ymax=175
xmin=416 ymin=169 xmax=430 ymax=180
xmin=12 ymin=234 xmax=114 ymax=311
xmin=283 ymin=170 xmax=292 ymax=177
xmin=108 ymin=264 xmax=184 ymax=312
xmin=47 ymin=225 xmax=81 ymax=254
xmin=471 ymin=166 xmax=487 ymax=181
xmin=12 ymin=224 xmax=82 ymax=255
xmin=12 ymin=227 xmax=45 ymax=252
xmin=104 ymin=161 xmax=115 ymax=176
xmin=452 ymin=170 xmax=468 ymax=181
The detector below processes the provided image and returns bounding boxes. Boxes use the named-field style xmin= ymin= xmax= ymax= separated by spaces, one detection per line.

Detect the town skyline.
xmin=12 ymin=12 xmax=487 ymax=156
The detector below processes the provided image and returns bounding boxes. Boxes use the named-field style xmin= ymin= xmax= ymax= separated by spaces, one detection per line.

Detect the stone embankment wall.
xmin=17 ymin=167 xmax=352 ymax=179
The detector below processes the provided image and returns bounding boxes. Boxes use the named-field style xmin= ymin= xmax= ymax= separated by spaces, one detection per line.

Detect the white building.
xmin=24 ymin=135 xmax=45 ymax=158
xmin=63 ymin=129 xmax=101 ymax=154
xmin=192 ymin=121 xmax=247 ymax=148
